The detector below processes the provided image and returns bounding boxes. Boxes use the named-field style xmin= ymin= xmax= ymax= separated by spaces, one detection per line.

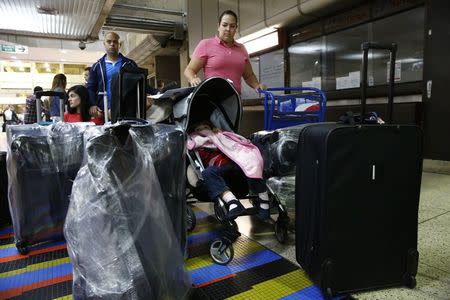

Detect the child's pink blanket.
xmin=187 ymin=130 xmax=264 ymax=179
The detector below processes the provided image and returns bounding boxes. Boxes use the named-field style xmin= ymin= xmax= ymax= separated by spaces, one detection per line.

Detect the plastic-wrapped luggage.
xmin=64 ymin=121 xmax=191 ymax=300
xmin=131 ymin=123 xmax=187 ymax=253
xmin=250 ymin=125 xmax=306 ymax=178
xmin=6 ymin=123 xmax=90 ymax=253
xmin=266 ymin=176 xmax=295 ymax=222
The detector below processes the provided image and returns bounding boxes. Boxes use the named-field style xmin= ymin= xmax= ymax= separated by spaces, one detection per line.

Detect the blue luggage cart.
xmin=260 ymin=87 xmax=327 ymax=130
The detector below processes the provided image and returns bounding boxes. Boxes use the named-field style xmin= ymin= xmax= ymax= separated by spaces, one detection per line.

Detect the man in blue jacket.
xmin=87 ymin=31 xmax=157 ymax=120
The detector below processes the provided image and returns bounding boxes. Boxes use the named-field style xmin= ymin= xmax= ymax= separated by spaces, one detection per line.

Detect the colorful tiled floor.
xmin=0 ymin=209 xmax=324 ymax=299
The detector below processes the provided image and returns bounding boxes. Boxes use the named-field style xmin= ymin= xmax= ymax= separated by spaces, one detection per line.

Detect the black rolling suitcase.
xmin=0 ymin=151 xmax=11 ymax=225
xmin=295 ymin=42 xmax=423 ymax=298
xmin=110 ymin=66 xmax=148 ymax=123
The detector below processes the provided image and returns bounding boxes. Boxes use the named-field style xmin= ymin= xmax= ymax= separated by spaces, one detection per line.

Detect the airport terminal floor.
xmin=0 ymin=169 xmax=449 ymax=299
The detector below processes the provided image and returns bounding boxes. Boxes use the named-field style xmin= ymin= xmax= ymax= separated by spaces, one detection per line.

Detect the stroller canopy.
xmin=173 ymin=77 xmax=241 ymax=133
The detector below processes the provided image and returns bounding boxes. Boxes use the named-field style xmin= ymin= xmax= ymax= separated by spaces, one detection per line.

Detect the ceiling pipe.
xmin=238 ymin=0 xmax=363 ymax=38
xmin=113 ymin=3 xmax=186 ymax=17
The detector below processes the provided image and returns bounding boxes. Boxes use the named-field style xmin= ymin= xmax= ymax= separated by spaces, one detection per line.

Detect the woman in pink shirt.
xmin=64 ymin=85 xmax=103 ymax=125
xmin=184 ymin=10 xmax=264 ymax=95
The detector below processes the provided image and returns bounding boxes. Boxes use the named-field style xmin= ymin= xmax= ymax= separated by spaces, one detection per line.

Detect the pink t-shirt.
xmin=192 ymin=36 xmax=249 ymax=94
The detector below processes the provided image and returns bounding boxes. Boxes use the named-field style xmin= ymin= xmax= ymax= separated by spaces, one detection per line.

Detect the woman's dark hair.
xmin=218 ymin=10 xmax=238 ymax=24
xmin=67 ymin=85 xmax=90 ymax=122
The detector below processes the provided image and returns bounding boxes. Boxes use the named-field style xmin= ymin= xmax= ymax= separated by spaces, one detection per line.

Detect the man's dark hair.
xmin=33 ymin=86 xmax=43 ymax=93
xmin=218 ymin=10 xmax=238 ymax=24
xmin=84 ymin=66 xmax=91 ymax=71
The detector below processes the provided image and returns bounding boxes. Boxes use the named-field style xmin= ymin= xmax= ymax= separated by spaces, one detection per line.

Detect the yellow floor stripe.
xmin=0 ymin=257 xmax=70 ymax=278
xmin=0 ymin=243 xmax=14 ymax=249
xmin=53 ymin=295 xmax=73 ymax=300
xmin=186 ymin=237 xmax=264 ymax=271
xmin=226 ymin=269 xmax=313 ymax=300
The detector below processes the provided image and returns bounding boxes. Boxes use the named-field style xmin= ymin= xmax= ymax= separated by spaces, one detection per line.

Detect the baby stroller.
xmin=172 ymin=77 xmax=290 ymax=265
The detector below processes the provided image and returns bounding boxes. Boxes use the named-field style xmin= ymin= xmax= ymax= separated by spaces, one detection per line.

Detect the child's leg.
xmin=202 ymin=166 xmax=245 ymax=219
xmin=248 ymin=178 xmax=270 ymax=220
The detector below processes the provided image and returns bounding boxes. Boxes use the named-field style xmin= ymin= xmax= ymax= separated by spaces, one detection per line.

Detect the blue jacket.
xmin=87 ymin=53 xmax=158 ymax=110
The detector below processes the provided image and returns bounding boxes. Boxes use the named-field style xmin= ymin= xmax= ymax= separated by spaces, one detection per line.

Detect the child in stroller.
xmin=186 ymin=119 xmax=290 ymax=265
xmin=187 ymin=120 xmax=270 ymax=221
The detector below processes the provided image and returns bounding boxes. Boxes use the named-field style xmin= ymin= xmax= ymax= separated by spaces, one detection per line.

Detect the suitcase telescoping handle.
xmin=35 ymin=91 xmax=66 ymax=123
xmin=361 ymin=42 xmax=397 ymax=124
xmin=118 ymin=67 xmax=147 ymax=121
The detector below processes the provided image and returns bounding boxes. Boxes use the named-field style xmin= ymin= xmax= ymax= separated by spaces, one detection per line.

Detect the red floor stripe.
xmin=0 ymin=244 xmax=67 ymax=263
xmin=0 ymin=233 xmax=13 ymax=239
xmin=195 ymin=273 xmax=237 ymax=288
xmin=0 ymin=274 xmax=72 ymax=299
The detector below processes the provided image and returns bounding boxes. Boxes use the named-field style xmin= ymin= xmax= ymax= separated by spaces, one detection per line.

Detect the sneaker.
xmin=226 ymin=200 xmax=246 ymax=220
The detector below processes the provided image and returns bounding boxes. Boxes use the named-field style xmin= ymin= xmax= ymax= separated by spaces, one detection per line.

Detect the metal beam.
xmin=88 ymin=0 xmax=116 ymax=41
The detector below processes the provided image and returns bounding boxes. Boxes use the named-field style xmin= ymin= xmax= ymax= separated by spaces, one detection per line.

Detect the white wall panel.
xmin=187 ymin=0 xmax=202 ymax=56
xmin=265 ymin=0 xmax=298 ymax=19
xmin=202 ymin=0 xmax=219 ymax=39
xmin=238 ymin=0 xmax=265 ymax=38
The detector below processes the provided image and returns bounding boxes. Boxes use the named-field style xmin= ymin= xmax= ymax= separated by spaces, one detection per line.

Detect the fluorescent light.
xmin=240 ymin=31 xmax=279 ymax=55
xmin=237 ymin=27 xmax=277 ymax=44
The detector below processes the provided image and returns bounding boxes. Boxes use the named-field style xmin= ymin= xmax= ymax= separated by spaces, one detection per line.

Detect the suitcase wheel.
xmin=16 ymin=241 xmax=30 ymax=255
xmin=274 ymin=219 xmax=288 ymax=244
xmin=186 ymin=205 xmax=196 ymax=232
xmin=324 ymin=287 xmax=333 ymax=300
xmin=210 ymin=238 xmax=234 ymax=265
xmin=405 ymin=275 xmax=417 ymax=289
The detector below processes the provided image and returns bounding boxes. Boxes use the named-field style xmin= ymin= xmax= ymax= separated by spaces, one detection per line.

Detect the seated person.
xmin=64 ymin=85 xmax=104 ymax=125
xmin=187 ymin=120 xmax=270 ymax=220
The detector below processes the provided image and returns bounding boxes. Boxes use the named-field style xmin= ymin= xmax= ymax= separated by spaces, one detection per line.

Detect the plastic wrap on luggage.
xmin=64 ymin=122 xmax=191 ymax=300
xmin=131 ymin=123 xmax=187 ymax=254
xmin=6 ymin=123 xmax=90 ymax=249
xmin=250 ymin=125 xmax=305 ymax=177
xmin=267 ymin=176 xmax=295 ymax=222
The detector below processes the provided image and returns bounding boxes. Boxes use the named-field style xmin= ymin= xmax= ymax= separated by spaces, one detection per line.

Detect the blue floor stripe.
xmin=0 ymin=227 xmax=13 ymax=235
xmin=0 ymin=263 xmax=72 ymax=291
xmin=190 ymin=249 xmax=282 ymax=285
xmin=187 ymin=230 xmax=221 ymax=246
xmin=0 ymin=240 xmax=66 ymax=258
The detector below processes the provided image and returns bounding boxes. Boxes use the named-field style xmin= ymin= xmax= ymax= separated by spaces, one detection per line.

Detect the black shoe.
xmin=225 ymin=199 xmax=245 ymax=220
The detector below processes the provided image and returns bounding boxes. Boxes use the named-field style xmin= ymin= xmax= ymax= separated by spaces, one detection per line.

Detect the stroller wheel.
xmin=210 ymin=238 xmax=234 ymax=265
xmin=214 ymin=201 xmax=226 ymax=222
xmin=186 ymin=205 xmax=196 ymax=232
xmin=274 ymin=220 xmax=288 ymax=244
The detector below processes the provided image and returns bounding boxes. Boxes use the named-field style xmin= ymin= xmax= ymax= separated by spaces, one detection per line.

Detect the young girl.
xmin=64 ymin=85 xmax=103 ymax=125
xmin=187 ymin=121 xmax=270 ymax=220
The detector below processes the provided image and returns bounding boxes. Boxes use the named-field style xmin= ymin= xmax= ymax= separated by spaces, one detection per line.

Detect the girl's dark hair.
xmin=187 ymin=120 xmax=213 ymax=134
xmin=67 ymin=85 xmax=90 ymax=122
xmin=218 ymin=10 xmax=238 ymax=24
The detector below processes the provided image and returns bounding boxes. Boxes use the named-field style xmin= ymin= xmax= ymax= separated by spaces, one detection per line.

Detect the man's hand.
xmin=89 ymin=105 xmax=102 ymax=118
